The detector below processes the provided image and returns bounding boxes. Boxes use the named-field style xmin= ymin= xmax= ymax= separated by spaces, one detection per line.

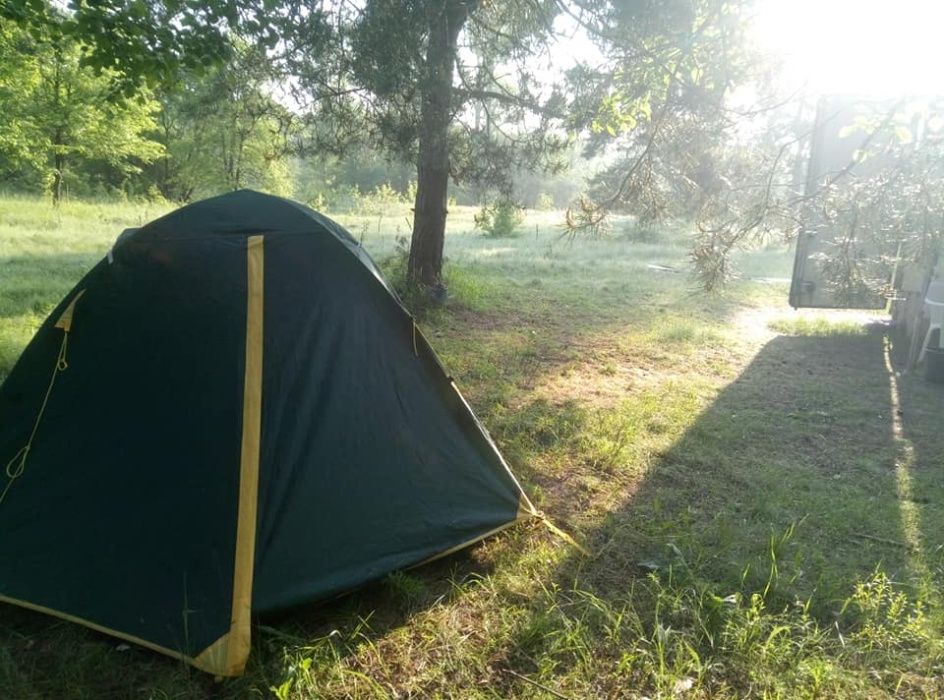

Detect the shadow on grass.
xmin=0 ymin=547 xmax=503 ymax=699
xmin=489 ymin=325 xmax=944 ymax=697
xmin=0 ymin=254 xmax=786 ymax=698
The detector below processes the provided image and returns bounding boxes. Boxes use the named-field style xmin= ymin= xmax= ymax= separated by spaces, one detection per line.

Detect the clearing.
xmin=1 ymin=196 xmax=943 ymax=699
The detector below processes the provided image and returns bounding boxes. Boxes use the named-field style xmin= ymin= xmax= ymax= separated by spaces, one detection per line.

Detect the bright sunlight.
xmin=754 ymin=0 xmax=944 ymax=96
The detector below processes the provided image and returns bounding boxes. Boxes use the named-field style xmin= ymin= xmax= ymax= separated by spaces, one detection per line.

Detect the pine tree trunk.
xmin=408 ymin=2 xmax=469 ymax=288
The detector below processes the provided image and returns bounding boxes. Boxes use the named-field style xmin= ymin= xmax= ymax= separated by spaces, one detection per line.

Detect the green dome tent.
xmin=0 ymin=190 xmax=535 ymax=676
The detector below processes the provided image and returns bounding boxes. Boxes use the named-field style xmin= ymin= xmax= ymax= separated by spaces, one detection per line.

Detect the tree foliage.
xmin=0 ymin=23 xmax=162 ymax=200
xmin=13 ymin=0 xmax=917 ymax=300
xmin=567 ymin=0 xmax=761 ymax=222
xmin=799 ymin=102 xmax=944 ymax=302
xmin=686 ymin=98 xmax=944 ymax=296
xmin=287 ymin=0 xmax=577 ymax=286
xmin=0 ymin=0 xmax=262 ymax=95
xmin=1 ymin=0 xmax=780 ymax=290
xmin=148 ymin=41 xmax=296 ymax=200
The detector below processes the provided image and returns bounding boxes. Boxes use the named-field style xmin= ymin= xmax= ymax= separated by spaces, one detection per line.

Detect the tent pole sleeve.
xmin=194 ymin=234 xmax=265 ymax=676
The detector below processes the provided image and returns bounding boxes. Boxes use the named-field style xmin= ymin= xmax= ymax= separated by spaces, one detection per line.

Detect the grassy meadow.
xmin=2 ymin=194 xmax=944 ymax=699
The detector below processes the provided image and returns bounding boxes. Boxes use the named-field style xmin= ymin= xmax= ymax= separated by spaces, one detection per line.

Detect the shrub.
xmin=474 ymin=198 xmax=524 ymax=237
xmin=536 ymin=192 xmax=556 ymax=210
xmin=355 ymin=182 xmax=404 ymax=216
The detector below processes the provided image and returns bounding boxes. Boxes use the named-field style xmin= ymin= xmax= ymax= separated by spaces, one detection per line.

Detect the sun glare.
xmin=753 ymin=0 xmax=944 ymax=98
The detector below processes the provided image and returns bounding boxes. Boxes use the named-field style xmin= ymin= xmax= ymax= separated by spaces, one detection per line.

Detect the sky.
xmin=752 ymin=0 xmax=944 ymax=98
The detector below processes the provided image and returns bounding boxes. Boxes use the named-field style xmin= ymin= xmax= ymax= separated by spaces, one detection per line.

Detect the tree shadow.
xmin=0 ymin=546 xmax=502 ymax=698
xmin=0 ymin=248 xmax=787 ymax=697
xmin=488 ymin=324 xmax=944 ymax=695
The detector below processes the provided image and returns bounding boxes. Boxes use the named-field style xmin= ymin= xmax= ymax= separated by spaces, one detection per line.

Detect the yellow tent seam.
xmin=196 ymin=234 xmax=265 ymax=677
xmin=407 ymin=518 xmax=525 ymax=570
xmin=0 ymin=593 xmax=198 ymax=666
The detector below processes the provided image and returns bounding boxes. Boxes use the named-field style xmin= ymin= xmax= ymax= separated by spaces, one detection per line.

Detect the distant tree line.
xmin=0 ymin=20 xmax=592 ymax=209
xmin=3 ymin=0 xmax=797 ymax=291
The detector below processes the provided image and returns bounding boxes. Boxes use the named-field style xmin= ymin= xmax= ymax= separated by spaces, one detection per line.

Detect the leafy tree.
xmin=0 ymin=24 xmax=162 ymax=201
xmin=0 ymin=0 xmax=254 ymax=96
xmin=565 ymin=0 xmax=760 ymax=215
xmin=4 ymin=0 xmax=769 ymax=291
xmin=3 ymin=0 xmax=570 ymax=286
xmin=290 ymin=0 xmax=752 ymax=288
xmin=286 ymin=0 xmax=573 ymax=289
xmin=474 ymin=197 xmax=525 ymax=238
xmin=0 ymin=25 xmax=42 ymax=188
xmin=148 ymin=41 xmax=296 ymax=200
xmin=642 ymin=92 xmax=944 ymax=299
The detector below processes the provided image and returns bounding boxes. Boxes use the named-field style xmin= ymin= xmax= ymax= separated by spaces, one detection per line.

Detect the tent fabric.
xmin=0 ymin=190 xmax=534 ymax=675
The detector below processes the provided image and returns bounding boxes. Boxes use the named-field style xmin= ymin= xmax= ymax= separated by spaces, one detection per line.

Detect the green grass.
xmin=768 ymin=315 xmax=873 ymax=336
xmin=2 ymin=195 xmax=944 ymax=698
xmin=0 ymin=195 xmax=172 ymax=381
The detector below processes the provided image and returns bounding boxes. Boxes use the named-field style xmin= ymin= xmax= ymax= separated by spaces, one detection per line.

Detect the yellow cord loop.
xmin=0 ymin=329 xmax=72 ymax=506
xmin=534 ymin=510 xmax=591 ymax=557
xmin=4 ymin=446 xmax=29 ymax=481
xmin=56 ymin=334 xmax=69 ymax=371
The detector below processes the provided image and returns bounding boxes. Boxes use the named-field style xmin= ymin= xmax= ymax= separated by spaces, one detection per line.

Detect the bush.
xmin=474 ymin=198 xmax=524 ymax=237
xmin=356 ymin=182 xmax=404 ymax=216
xmin=536 ymin=192 xmax=556 ymax=210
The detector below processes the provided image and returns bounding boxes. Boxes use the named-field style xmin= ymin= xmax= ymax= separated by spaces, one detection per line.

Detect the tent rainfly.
xmin=0 ymin=190 xmax=536 ymax=676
